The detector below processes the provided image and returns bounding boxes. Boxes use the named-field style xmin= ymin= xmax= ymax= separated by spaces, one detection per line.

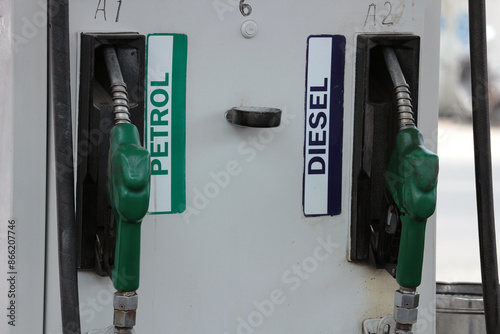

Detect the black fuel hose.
xmin=468 ymin=0 xmax=500 ymax=333
xmin=48 ymin=0 xmax=81 ymax=333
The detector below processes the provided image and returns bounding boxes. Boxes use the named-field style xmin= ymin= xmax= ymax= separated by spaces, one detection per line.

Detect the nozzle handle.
xmin=108 ymin=123 xmax=150 ymax=292
xmin=386 ymin=128 xmax=438 ymax=288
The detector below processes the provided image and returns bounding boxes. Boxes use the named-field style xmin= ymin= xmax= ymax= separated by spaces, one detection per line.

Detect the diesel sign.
xmin=303 ymin=35 xmax=345 ymax=217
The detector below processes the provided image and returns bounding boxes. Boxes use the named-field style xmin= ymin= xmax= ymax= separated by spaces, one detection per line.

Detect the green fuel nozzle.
xmin=386 ymin=128 xmax=438 ymax=288
xmin=104 ymin=45 xmax=151 ymax=293
xmin=108 ymin=123 xmax=150 ymax=292
xmin=382 ymin=46 xmax=438 ymax=333
xmin=382 ymin=47 xmax=439 ymax=289
xmin=104 ymin=46 xmax=150 ymax=333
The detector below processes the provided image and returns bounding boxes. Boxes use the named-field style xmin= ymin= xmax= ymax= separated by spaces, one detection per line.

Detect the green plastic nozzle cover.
xmin=108 ymin=123 xmax=150 ymax=292
xmin=385 ymin=128 xmax=438 ymax=288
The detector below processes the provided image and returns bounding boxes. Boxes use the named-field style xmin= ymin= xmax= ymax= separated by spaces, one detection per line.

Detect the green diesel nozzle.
xmin=385 ymin=128 xmax=438 ymax=288
xmin=108 ymin=123 xmax=150 ymax=292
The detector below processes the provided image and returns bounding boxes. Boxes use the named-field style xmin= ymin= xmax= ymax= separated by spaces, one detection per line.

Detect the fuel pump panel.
xmin=1 ymin=1 xmax=442 ymax=334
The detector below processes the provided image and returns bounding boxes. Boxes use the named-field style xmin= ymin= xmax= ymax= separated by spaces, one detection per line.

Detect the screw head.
xmin=241 ymin=20 xmax=258 ymax=38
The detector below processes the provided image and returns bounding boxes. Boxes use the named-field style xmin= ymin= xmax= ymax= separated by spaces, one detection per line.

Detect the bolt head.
xmin=114 ymin=293 xmax=138 ymax=311
xmin=114 ymin=309 xmax=137 ymax=328
xmin=395 ymin=290 xmax=419 ymax=308
xmin=394 ymin=306 xmax=418 ymax=325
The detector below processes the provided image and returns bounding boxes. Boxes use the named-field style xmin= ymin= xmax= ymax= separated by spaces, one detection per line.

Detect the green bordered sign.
xmin=145 ymin=34 xmax=187 ymax=214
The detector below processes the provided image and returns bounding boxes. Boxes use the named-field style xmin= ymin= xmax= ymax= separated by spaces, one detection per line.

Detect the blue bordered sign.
xmin=303 ymin=35 xmax=346 ymax=216
xmin=145 ymin=34 xmax=187 ymax=214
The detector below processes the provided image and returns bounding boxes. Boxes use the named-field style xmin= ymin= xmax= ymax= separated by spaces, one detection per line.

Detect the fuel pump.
xmin=104 ymin=46 xmax=150 ymax=333
xmin=7 ymin=1 xmax=449 ymax=334
xmin=352 ymin=41 xmax=438 ymax=333
xmin=383 ymin=47 xmax=438 ymax=333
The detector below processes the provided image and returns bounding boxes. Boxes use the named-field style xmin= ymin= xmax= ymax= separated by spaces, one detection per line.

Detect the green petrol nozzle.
xmin=108 ymin=123 xmax=150 ymax=292
xmin=103 ymin=45 xmax=150 ymax=333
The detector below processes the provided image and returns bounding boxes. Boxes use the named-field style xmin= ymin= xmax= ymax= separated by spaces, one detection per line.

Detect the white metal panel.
xmin=44 ymin=1 xmax=440 ymax=333
xmin=0 ymin=1 xmax=48 ymax=334
xmin=0 ymin=1 xmax=14 ymax=332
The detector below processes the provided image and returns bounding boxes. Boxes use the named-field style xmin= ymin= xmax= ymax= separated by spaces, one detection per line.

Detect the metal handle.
xmin=225 ymin=106 xmax=282 ymax=128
